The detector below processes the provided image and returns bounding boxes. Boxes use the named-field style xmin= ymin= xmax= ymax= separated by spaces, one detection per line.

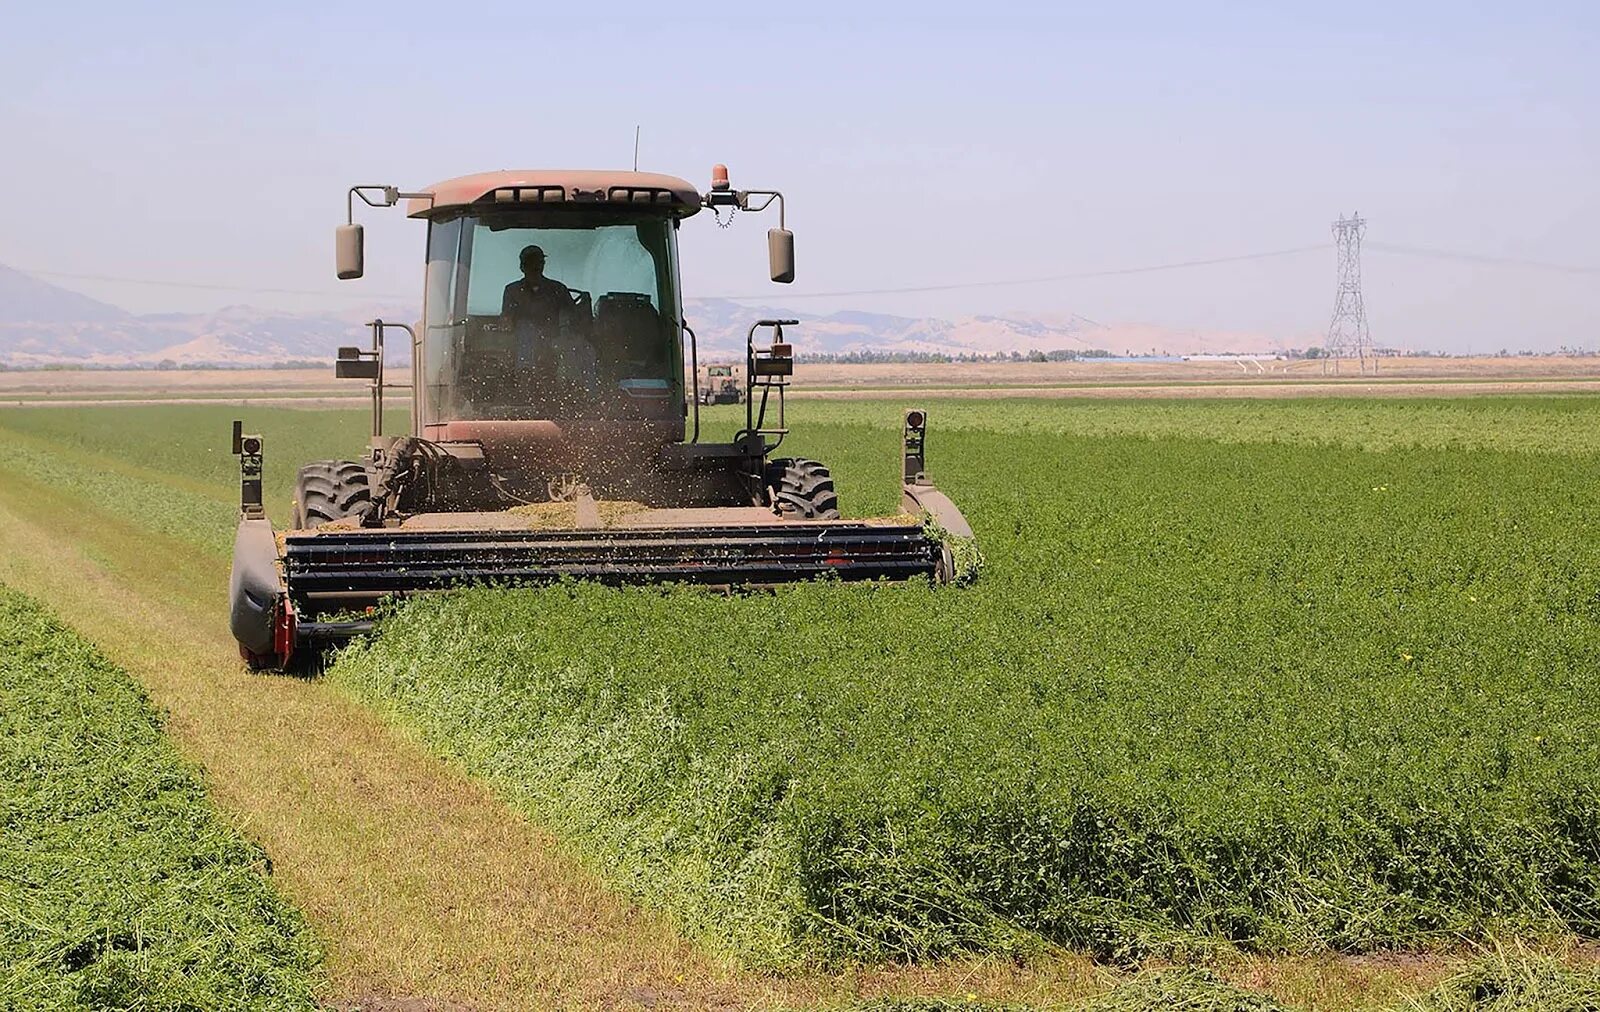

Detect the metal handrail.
xmin=365 ymin=319 xmax=418 ymax=438
xmin=745 ymin=319 xmax=796 ymax=446
xmin=683 ymin=322 xmax=700 ymax=443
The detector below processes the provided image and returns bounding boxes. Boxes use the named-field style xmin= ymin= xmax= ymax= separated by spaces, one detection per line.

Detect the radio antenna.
xmin=633 ymin=125 xmax=641 ymax=171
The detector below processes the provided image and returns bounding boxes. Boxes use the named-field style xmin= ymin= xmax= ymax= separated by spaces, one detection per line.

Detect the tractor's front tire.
xmin=293 ymin=460 xmax=372 ymax=529
xmin=766 ymin=458 xmax=842 ymax=519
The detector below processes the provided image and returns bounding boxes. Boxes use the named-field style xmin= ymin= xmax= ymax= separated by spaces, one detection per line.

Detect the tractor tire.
xmin=292 ymin=460 xmax=372 ymax=530
xmin=765 ymin=458 xmax=842 ymax=520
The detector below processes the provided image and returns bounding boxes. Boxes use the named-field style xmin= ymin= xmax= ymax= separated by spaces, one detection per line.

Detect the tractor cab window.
xmin=421 ymin=212 xmax=682 ymax=424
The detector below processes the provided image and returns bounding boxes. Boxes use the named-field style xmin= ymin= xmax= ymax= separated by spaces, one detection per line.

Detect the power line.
xmin=705 ymin=245 xmax=1332 ymax=301
xmin=1365 ymin=242 xmax=1600 ymax=276
xmin=11 ymin=237 xmax=1597 ymax=306
xmin=13 ymin=247 xmax=1331 ymax=304
xmin=12 ymin=267 xmax=412 ymax=301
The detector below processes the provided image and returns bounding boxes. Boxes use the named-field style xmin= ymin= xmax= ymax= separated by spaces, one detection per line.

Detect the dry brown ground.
xmin=799 ymin=379 xmax=1600 ymax=400
xmin=6 ymin=355 xmax=1600 ymax=407
xmin=0 ymin=367 xmax=348 ymax=396
xmin=794 ymin=355 xmax=1600 ymax=387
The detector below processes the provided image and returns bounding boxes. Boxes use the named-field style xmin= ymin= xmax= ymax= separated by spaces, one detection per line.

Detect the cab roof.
xmin=407 ymin=170 xmax=704 ymax=219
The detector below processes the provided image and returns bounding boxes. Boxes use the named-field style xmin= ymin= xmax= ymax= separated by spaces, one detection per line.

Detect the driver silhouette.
xmin=501 ymin=245 xmax=571 ymax=335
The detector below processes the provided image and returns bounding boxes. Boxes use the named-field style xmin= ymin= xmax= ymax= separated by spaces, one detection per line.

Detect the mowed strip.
xmin=0 ymin=474 xmax=751 ymax=1008
xmin=0 ymin=585 xmax=321 ymax=1009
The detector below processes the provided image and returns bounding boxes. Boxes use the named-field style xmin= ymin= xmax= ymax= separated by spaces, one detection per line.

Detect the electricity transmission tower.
xmin=1325 ymin=213 xmax=1374 ymax=374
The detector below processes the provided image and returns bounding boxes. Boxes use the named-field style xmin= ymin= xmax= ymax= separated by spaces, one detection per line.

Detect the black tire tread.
xmin=765 ymin=457 xmax=842 ymax=519
xmin=293 ymin=460 xmax=371 ymax=529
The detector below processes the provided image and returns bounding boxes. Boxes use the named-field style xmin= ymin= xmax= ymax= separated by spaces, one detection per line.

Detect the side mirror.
xmin=768 ymin=228 xmax=795 ymax=284
xmin=336 ymin=224 xmax=365 ymax=280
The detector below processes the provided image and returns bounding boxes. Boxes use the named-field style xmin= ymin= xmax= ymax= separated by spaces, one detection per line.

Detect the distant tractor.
xmin=698 ymin=362 xmax=745 ymax=405
xmin=228 ymin=165 xmax=974 ymax=669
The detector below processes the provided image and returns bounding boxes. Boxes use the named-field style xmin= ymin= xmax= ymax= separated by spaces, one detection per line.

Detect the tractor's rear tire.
xmin=293 ymin=460 xmax=372 ymax=529
xmin=766 ymin=458 xmax=842 ymax=519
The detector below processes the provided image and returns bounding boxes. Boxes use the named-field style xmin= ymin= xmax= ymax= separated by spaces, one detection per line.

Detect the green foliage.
xmin=922 ymin=514 xmax=984 ymax=586
xmin=5 ymin=398 xmax=1598 ymax=977
xmin=0 ymin=405 xmax=393 ymax=553
xmin=0 ymin=586 xmax=321 ymax=1010
xmin=842 ymin=951 xmax=1600 ymax=1012
xmin=331 ymin=397 xmax=1600 ymax=967
xmin=704 ymin=394 xmax=1600 ymax=461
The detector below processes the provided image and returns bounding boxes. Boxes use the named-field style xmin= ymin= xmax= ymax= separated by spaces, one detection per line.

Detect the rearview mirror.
xmin=336 ymin=224 xmax=365 ymax=280
xmin=768 ymin=228 xmax=794 ymax=284
xmin=335 ymin=357 xmax=380 ymax=380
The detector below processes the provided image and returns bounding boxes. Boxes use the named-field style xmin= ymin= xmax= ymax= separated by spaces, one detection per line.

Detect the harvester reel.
xmin=766 ymin=458 xmax=841 ymax=520
xmin=293 ymin=460 xmax=372 ymax=529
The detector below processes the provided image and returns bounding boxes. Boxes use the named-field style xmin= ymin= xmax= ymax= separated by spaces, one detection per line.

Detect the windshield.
xmin=422 ymin=211 xmax=682 ymax=424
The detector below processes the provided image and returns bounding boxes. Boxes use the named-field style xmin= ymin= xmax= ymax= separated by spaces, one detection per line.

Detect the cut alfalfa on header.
xmin=923 ymin=513 xmax=984 ymax=586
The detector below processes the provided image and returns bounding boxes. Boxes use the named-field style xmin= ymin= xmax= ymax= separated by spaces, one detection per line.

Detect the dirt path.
xmin=11 ymin=377 xmax=1600 ymax=409
xmin=0 ymin=451 xmax=1457 ymax=1010
xmin=792 ymin=378 xmax=1600 ymax=400
xmin=0 ymin=395 xmax=368 ymax=408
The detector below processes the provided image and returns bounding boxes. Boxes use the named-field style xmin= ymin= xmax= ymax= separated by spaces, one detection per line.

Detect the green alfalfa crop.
xmin=330 ymin=414 xmax=1600 ymax=968
xmin=0 ymin=586 xmax=322 ymax=1010
xmin=307 ymin=395 xmax=1600 ymax=975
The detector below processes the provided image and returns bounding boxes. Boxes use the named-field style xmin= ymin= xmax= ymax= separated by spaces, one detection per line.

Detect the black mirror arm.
xmin=738 ymin=190 xmax=785 ymax=229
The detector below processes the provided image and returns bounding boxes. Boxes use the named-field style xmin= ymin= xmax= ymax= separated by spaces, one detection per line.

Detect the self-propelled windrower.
xmin=229 ymin=165 xmax=974 ymax=669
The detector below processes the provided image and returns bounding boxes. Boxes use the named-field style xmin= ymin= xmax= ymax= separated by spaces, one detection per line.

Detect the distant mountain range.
xmin=0 ymin=265 xmax=1291 ymax=366
xmin=0 ymin=265 xmax=132 ymax=326
xmin=0 ymin=266 xmax=404 ymax=366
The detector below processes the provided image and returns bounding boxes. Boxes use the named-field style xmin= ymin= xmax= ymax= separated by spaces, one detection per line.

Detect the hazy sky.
xmin=2 ymin=2 xmax=1595 ymax=351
